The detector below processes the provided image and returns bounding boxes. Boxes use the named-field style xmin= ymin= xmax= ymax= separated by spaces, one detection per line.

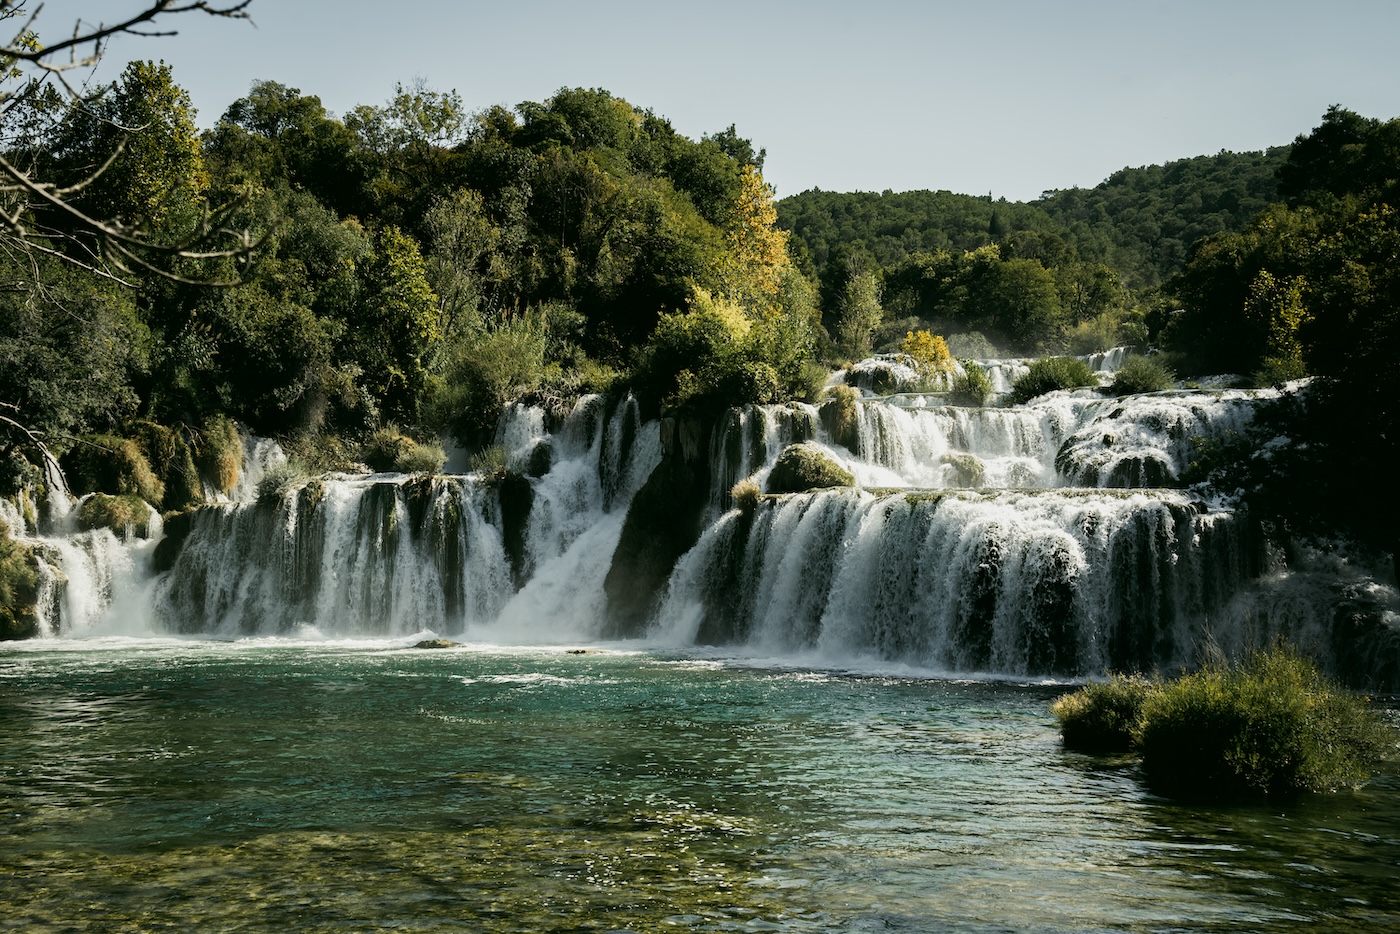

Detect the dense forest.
xmin=2 ymin=0 xmax=1400 ymax=627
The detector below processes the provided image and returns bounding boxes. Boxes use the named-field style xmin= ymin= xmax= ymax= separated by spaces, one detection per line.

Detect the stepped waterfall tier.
xmin=7 ymin=357 xmax=1399 ymax=685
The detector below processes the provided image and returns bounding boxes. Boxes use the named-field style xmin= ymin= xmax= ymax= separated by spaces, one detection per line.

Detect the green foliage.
xmin=1138 ymin=649 xmax=1389 ymax=800
xmin=1108 ymin=355 xmax=1175 ymax=396
xmin=1065 ymin=313 xmax=1122 ymax=355
xmin=0 ymin=261 xmax=147 ymax=439
xmin=468 ymin=445 xmax=508 ymax=478
xmin=76 ymin=493 xmax=154 ymax=539
xmin=633 ymin=287 xmax=815 ymax=412
xmin=50 ymin=60 xmax=208 ymax=236
xmin=1055 ymin=648 xmax=1391 ymax=800
xmin=764 ymin=442 xmax=854 ymax=494
xmin=833 ymin=271 xmax=883 ymax=359
xmin=1052 ymin=674 xmax=1153 ymax=754
xmin=431 ymin=314 xmax=550 ymax=440
xmin=255 ymin=461 xmax=306 ymax=504
xmin=131 ymin=422 xmax=202 ymax=512
xmin=1008 ymin=357 xmax=1099 ymax=405
xmin=949 ymin=361 xmax=993 ymax=407
xmin=363 ymin=427 xmax=446 ymax=475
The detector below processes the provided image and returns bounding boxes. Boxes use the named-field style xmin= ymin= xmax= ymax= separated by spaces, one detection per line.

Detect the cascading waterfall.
xmin=853 ymin=388 xmax=1264 ymax=490
xmin=152 ymin=394 xmax=660 ymax=640
xmin=652 ymin=488 xmax=1254 ymax=676
xmin=14 ymin=358 xmax=1396 ymax=682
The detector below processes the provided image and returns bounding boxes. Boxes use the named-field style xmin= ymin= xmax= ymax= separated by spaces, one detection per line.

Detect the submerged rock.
xmin=413 ymin=639 xmax=460 ymax=649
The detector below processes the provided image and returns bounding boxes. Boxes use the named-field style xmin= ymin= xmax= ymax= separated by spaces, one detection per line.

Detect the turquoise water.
xmin=2 ymin=640 xmax=1397 ymax=932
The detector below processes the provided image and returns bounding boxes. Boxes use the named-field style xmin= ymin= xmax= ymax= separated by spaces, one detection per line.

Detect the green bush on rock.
xmin=1009 ymin=357 xmax=1099 ymax=405
xmin=1108 ymin=355 xmax=1176 ymax=397
xmin=1054 ymin=648 xmax=1392 ymax=800
xmin=950 ymin=361 xmax=994 ymax=407
xmin=77 ymin=493 xmax=154 ymax=539
xmin=62 ymin=435 xmax=165 ymax=506
xmin=195 ymin=416 xmax=243 ymax=495
xmin=1052 ymin=674 xmax=1152 ymax=753
xmin=765 ymin=442 xmax=855 ymax=494
xmin=364 ymin=427 xmax=447 ymax=475
xmin=818 ymin=385 xmax=860 ymax=451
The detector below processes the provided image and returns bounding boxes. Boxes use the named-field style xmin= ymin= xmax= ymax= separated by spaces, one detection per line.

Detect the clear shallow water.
xmin=2 ymin=640 xmax=1397 ymax=932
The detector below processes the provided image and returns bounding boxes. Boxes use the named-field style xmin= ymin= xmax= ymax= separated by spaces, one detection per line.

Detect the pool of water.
xmin=2 ymin=639 xmax=1397 ymax=932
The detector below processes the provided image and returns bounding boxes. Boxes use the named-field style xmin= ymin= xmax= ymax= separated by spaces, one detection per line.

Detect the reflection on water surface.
xmin=2 ymin=640 xmax=1396 ymax=932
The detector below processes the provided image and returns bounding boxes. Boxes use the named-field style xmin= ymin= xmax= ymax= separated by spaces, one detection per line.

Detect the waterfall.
xmin=152 ymin=395 xmax=660 ymax=640
xmin=653 ymin=488 xmax=1257 ymax=676
xmin=14 ymin=371 xmax=1396 ymax=684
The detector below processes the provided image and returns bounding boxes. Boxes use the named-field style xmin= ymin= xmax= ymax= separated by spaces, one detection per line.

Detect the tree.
xmin=833 ymin=271 xmax=883 ymax=359
xmin=1 ymin=1 xmax=255 ymax=286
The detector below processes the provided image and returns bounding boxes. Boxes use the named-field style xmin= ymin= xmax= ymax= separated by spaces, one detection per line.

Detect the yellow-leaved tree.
xmin=721 ymin=164 xmax=791 ymax=311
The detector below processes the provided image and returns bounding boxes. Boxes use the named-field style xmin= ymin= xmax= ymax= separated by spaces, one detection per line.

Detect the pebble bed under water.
xmin=2 ymin=639 xmax=1397 ymax=932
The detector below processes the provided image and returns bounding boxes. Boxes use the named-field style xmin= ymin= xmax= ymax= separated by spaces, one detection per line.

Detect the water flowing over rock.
xmin=12 ymin=378 xmax=1399 ymax=686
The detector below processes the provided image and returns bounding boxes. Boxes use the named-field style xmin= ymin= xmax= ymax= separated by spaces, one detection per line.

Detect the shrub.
xmin=76 ymin=493 xmax=154 ymax=539
xmin=256 ymin=462 xmax=306 ymax=503
xmin=1066 ymin=313 xmax=1120 ymax=355
xmin=950 ymin=361 xmax=994 ymax=407
xmin=1108 ymin=355 xmax=1176 ymax=397
xmin=1008 ymin=357 xmax=1099 ymax=405
xmin=730 ymin=479 xmax=762 ymax=514
xmin=396 ymin=439 xmax=447 ymax=475
xmin=1053 ymin=674 xmax=1153 ymax=753
xmin=765 ymin=442 xmax=855 ymax=494
xmin=1137 ymin=648 xmax=1388 ymax=800
xmin=468 ymin=445 xmax=507 ymax=478
xmin=1055 ymin=648 xmax=1391 ymax=801
xmin=133 ymin=421 xmax=202 ymax=511
xmin=195 ymin=415 xmax=243 ymax=494
xmin=901 ymin=330 xmax=953 ymax=374
xmin=363 ymin=427 xmax=445 ymax=475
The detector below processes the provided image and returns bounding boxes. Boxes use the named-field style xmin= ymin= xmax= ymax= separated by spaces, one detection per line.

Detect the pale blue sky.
xmin=40 ymin=0 xmax=1400 ymax=201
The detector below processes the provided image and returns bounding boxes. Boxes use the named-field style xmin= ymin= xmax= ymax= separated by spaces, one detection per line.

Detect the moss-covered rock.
xmin=413 ymin=639 xmax=461 ymax=649
xmin=940 ymin=452 xmax=985 ymax=488
xmin=0 ymin=518 xmax=41 ymax=640
xmin=61 ymin=435 xmax=164 ymax=506
xmin=765 ymin=442 xmax=855 ymax=494
xmin=497 ymin=471 xmax=534 ymax=589
xmin=77 ymin=493 xmax=155 ymax=539
xmin=152 ymin=508 xmax=199 ymax=574
xmin=818 ymin=385 xmax=860 ymax=452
